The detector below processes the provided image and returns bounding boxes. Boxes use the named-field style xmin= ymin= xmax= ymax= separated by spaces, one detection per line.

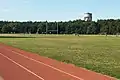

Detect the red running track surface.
xmin=0 ymin=43 xmax=116 ymax=80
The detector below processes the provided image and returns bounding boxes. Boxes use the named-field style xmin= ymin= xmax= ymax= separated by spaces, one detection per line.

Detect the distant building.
xmin=84 ymin=13 xmax=92 ymax=21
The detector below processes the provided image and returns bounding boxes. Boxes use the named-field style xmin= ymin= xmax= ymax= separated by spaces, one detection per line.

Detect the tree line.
xmin=0 ymin=19 xmax=120 ymax=35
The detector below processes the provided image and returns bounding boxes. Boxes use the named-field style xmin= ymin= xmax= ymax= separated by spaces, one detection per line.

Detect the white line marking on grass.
xmin=8 ymin=49 xmax=84 ymax=80
xmin=0 ymin=53 xmax=44 ymax=80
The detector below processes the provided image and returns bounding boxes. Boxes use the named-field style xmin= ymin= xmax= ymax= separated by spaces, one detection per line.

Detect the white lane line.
xmin=0 ymin=53 xmax=44 ymax=80
xmin=8 ymin=49 xmax=84 ymax=80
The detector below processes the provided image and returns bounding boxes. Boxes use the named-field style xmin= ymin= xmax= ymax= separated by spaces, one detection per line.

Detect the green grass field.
xmin=0 ymin=34 xmax=120 ymax=79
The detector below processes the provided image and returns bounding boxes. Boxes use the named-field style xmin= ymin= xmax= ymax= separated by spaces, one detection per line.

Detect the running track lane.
xmin=0 ymin=43 xmax=116 ymax=80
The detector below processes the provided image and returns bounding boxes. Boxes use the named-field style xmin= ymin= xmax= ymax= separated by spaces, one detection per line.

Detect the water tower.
xmin=84 ymin=13 xmax=92 ymax=21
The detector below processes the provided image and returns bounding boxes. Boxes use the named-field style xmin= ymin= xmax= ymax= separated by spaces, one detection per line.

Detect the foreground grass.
xmin=0 ymin=34 xmax=120 ymax=79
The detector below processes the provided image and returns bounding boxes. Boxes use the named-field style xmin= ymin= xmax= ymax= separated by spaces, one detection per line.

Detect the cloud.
xmin=0 ymin=8 xmax=10 ymax=12
xmin=2 ymin=9 xmax=9 ymax=12
xmin=23 ymin=0 xmax=30 ymax=4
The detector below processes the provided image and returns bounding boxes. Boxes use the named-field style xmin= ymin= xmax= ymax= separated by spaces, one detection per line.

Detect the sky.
xmin=0 ymin=0 xmax=120 ymax=22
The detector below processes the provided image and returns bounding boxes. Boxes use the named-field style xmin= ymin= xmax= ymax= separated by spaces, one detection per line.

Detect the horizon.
xmin=0 ymin=0 xmax=120 ymax=22
xmin=1 ymin=18 xmax=120 ymax=22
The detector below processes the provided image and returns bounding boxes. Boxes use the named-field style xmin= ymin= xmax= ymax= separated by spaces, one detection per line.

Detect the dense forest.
xmin=0 ymin=19 xmax=120 ymax=35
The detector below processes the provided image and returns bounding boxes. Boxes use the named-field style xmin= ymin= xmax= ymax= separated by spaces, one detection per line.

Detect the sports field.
xmin=0 ymin=34 xmax=120 ymax=79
